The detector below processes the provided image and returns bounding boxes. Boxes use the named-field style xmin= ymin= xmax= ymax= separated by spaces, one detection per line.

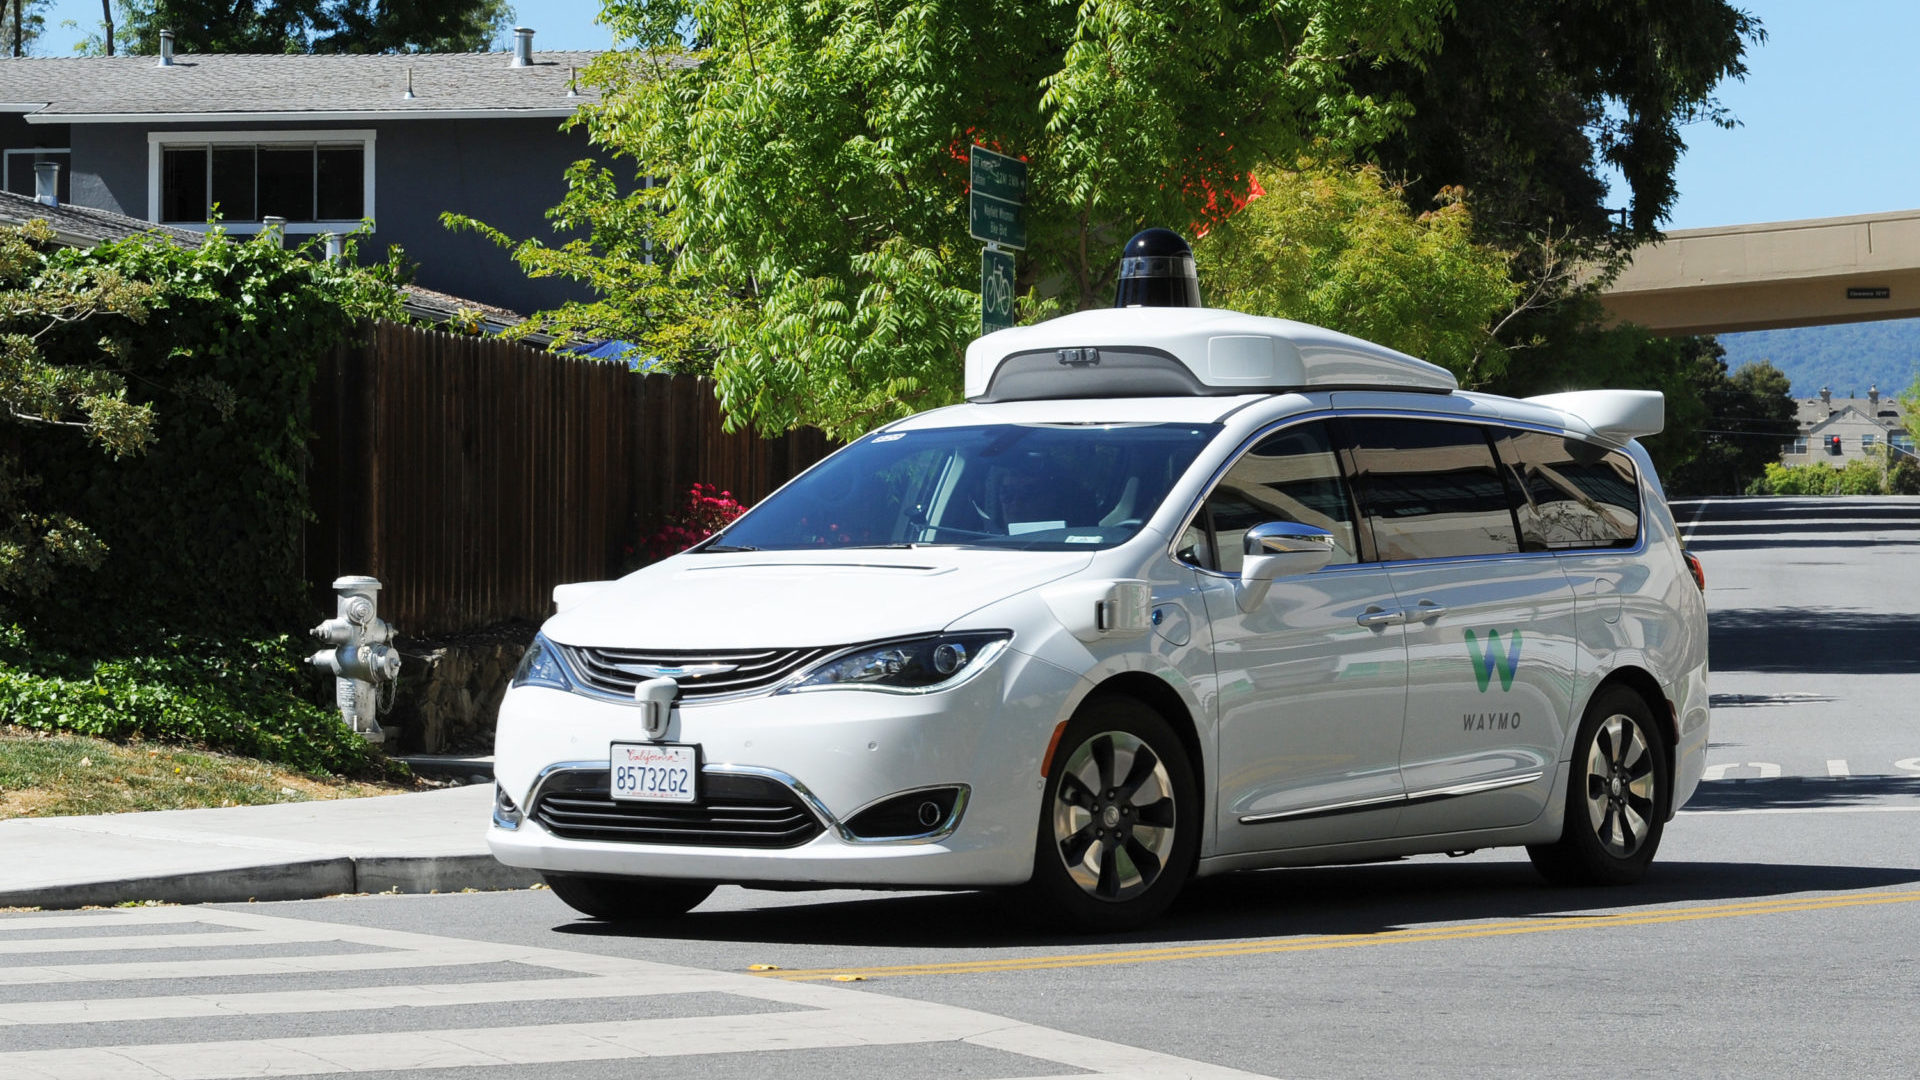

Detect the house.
xmin=1779 ymin=385 xmax=1914 ymax=466
xmin=0 ymin=28 xmax=601 ymax=314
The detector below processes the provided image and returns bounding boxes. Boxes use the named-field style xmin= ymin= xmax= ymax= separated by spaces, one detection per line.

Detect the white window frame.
xmin=147 ymin=129 xmax=376 ymax=234
xmin=1788 ymin=436 xmax=1808 ymax=455
xmin=4 ymin=147 xmax=71 ymax=196
xmin=1862 ymin=433 xmax=1877 ymax=450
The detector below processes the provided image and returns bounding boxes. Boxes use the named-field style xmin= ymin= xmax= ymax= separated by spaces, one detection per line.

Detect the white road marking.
xmin=0 ymin=905 xmax=1273 ymax=1080
xmin=1826 ymin=759 xmax=1851 ymax=778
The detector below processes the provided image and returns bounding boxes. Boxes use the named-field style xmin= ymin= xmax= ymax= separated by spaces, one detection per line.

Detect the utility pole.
xmin=101 ymin=0 xmax=114 ymax=56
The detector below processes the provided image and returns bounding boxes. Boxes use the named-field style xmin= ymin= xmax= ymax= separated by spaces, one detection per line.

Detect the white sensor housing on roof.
xmin=964 ymin=307 xmax=1458 ymax=402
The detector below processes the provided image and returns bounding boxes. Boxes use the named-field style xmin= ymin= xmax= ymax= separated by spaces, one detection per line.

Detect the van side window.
xmin=1490 ymin=429 xmax=1640 ymax=549
xmin=1340 ymin=418 xmax=1519 ymax=560
xmin=1182 ymin=421 xmax=1359 ymax=573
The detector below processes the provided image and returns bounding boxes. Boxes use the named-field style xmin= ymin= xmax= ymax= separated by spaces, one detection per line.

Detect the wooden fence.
xmin=306 ymin=321 xmax=832 ymax=635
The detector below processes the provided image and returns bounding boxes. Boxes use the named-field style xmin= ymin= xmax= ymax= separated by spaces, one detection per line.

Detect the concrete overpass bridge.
xmin=1598 ymin=208 xmax=1920 ymax=335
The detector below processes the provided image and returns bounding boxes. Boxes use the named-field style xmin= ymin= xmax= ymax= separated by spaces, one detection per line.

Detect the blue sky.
xmin=29 ymin=1 xmax=1915 ymax=232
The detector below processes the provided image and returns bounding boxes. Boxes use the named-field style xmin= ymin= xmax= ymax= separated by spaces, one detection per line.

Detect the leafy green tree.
xmin=5 ymin=0 xmax=48 ymax=55
xmin=573 ymin=0 xmax=1450 ymax=440
xmin=1354 ymin=0 xmax=1763 ymax=255
xmin=0 ymin=221 xmax=155 ymax=600
xmin=1198 ymin=160 xmax=1519 ymax=384
xmin=106 ymin=0 xmax=512 ymax=55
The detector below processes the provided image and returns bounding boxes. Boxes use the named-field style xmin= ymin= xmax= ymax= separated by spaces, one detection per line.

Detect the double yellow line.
xmin=752 ymin=890 xmax=1920 ymax=982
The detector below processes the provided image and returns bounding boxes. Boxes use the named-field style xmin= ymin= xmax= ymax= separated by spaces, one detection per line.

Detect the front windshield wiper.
xmin=699 ymin=543 xmax=762 ymax=553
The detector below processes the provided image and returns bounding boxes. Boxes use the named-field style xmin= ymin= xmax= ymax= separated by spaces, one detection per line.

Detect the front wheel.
xmin=1025 ymin=696 xmax=1198 ymax=932
xmin=543 ymin=874 xmax=715 ymax=921
xmin=1528 ymin=686 xmax=1671 ymax=886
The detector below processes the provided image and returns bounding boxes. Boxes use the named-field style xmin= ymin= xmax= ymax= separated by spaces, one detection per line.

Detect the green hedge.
xmin=0 ymin=626 xmax=378 ymax=775
xmin=2 ymin=228 xmax=403 ymax=772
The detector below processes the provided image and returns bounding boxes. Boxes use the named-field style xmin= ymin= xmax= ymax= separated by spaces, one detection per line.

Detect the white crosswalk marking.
xmin=0 ymin=906 xmax=1272 ymax=1080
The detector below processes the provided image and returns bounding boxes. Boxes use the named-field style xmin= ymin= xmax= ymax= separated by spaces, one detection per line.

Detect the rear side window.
xmin=1490 ymin=429 xmax=1640 ymax=549
xmin=1179 ymin=421 xmax=1359 ymax=573
xmin=1340 ymin=418 xmax=1518 ymax=561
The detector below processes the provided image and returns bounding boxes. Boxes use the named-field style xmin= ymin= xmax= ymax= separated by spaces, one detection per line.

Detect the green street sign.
xmin=970 ymin=194 xmax=1026 ymax=250
xmin=981 ymin=247 xmax=1014 ymax=335
xmin=969 ymin=144 xmax=1027 ymax=250
xmin=969 ymin=145 xmax=1027 ymax=204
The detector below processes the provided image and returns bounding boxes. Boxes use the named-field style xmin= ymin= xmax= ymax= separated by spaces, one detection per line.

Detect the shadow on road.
xmin=550 ymin=859 xmax=1920 ymax=950
xmin=1686 ymin=775 xmax=1920 ymax=810
xmin=1710 ymin=608 xmax=1920 ymax=673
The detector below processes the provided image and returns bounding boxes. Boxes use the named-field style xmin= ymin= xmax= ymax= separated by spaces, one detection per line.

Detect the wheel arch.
xmin=1081 ymin=671 xmax=1207 ymax=800
xmin=1584 ymin=665 xmax=1678 ymax=819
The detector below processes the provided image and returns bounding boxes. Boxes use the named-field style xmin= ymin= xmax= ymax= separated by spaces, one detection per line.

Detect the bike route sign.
xmin=982 ymin=247 xmax=1015 ymax=335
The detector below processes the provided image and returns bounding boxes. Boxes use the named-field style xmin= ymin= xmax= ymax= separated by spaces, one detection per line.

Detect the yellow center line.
xmin=753 ymin=890 xmax=1920 ymax=981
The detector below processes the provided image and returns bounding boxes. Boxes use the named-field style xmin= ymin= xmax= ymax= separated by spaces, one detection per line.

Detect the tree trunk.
xmin=12 ymin=0 xmax=22 ymax=58
xmin=102 ymin=0 xmax=114 ymax=56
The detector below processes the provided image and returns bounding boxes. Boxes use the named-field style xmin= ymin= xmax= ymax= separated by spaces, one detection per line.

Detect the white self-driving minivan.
xmin=489 ymin=262 xmax=1709 ymax=931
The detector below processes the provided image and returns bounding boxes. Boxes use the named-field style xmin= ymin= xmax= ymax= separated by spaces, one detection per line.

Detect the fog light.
xmin=492 ymin=784 xmax=523 ymax=830
xmin=844 ymin=786 xmax=968 ymax=840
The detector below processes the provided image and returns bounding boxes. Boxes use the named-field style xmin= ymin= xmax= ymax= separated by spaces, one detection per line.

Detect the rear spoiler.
xmin=1524 ymin=390 xmax=1664 ymax=442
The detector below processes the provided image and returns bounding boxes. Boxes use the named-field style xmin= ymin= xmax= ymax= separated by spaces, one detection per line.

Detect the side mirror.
xmin=1237 ymin=521 xmax=1335 ymax=612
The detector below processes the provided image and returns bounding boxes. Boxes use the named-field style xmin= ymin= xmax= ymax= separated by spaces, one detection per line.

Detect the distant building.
xmin=1779 ymin=385 xmax=1914 ymax=466
xmin=0 ymin=28 xmax=600 ymax=314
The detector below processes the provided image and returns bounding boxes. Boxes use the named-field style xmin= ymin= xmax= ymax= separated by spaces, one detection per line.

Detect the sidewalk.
xmin=0 ymin=783 xmax=538 ymax=910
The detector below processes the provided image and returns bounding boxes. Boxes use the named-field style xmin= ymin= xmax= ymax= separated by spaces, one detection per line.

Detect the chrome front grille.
xmin=531 ymin=770 xmax=825 ymax=848
xmin=557 ymin=644 xmax=832 ymax=702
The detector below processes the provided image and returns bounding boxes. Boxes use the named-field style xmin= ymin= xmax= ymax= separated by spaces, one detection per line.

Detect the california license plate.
xmin=609 ymin=742 xmax=698 ymax=803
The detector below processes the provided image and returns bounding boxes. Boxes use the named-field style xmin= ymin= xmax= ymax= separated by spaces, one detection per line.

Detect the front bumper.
xmin=487 ymin=648 xmax=1082 ymax=888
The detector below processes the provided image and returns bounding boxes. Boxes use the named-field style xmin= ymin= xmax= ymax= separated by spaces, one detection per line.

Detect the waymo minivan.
xmin=489 ymin=270 xmax=1708 ymax=930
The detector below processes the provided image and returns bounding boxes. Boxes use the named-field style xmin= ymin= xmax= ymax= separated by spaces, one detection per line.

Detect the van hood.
xmin=542 ymin=548 xmax=1095 ymax=649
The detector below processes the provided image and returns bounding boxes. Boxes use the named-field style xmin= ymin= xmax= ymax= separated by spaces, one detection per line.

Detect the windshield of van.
xmin=705 ymin=422 xmax=1220 ymax=551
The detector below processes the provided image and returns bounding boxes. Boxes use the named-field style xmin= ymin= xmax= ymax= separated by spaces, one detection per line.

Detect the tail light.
xmin=1682 ymin=550 xmax=1705 ymax=593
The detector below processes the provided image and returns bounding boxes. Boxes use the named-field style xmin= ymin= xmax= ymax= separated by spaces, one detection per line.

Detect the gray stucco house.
xmin=0 ymin=29 xmax=600 ymax=313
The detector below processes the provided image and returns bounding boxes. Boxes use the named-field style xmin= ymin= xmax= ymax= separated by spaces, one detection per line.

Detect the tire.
xmin=1025 ymin=695 xmax=1199 ymax=932
xmin=1528 ymin=686 xmax=1671 ymax=886
xmin=543 ymin=874 xmax=715 ymax=921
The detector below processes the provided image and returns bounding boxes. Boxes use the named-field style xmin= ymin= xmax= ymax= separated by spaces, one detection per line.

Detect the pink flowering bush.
xmin=638 ymin=482 xmax=748 ymax=562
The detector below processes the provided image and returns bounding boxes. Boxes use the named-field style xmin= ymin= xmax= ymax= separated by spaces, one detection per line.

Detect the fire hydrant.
xmin=310 ymin=575 xmax=402 ymax=743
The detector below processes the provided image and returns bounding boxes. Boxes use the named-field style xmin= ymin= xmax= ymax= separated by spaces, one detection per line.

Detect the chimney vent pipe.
xmin=511 ymin=26 xmax=533 ymax=67
xmin=33 ymin=161 xmax=59 ymax=207
xmin=158 ymin=29 xmax=175 ymax=66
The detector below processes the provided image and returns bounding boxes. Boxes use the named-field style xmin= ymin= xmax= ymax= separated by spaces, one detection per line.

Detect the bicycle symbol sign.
xmin=981 ymin=248 xmax=1015 ymax=336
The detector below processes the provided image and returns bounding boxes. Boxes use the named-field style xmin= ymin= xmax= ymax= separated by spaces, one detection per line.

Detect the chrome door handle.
xmin=1409 ymin=600 xmax=1448 ymax=622
xmin=1356 ymin=606 xmax=1405 ymax=628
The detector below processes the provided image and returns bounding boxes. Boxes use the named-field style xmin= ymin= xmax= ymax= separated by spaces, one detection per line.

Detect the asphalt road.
xmin=5 ymin=495 xmax=1918 ymax=1080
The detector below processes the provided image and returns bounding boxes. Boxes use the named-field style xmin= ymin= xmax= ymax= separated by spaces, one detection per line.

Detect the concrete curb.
xmin=0 ymin=854 xmax=540 ymax=910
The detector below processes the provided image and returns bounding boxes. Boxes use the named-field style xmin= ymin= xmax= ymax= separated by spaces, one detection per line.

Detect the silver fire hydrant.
xmin=310 ymin=575 xmax=402 ymax=743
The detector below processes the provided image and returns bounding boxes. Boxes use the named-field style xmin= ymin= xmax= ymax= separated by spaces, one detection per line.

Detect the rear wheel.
xmin=1528 ymin=686 xmax=1670 ymax=886
xmin=542 ymin=874 xmax=715 ymax=920
xmin=1026 ymin=696 xmax=1198 ymax=932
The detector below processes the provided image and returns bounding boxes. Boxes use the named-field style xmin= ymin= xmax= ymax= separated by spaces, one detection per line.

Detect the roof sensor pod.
xmin=1114 ymin=228 xmax=1201 ymax=309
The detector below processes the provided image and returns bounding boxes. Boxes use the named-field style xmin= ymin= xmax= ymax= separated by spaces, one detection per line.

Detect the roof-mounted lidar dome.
xmin=1114 ymin=228 xmax=1201 ymax=309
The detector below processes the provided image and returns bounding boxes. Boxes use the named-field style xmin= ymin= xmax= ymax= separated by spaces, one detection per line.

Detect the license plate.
xmin=609 ymin=742 xmax=698 ymax=803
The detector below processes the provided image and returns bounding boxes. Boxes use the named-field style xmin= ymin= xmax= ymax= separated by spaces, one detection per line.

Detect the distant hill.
xmin=1717 ymin=319 xmax=1920 ymax=399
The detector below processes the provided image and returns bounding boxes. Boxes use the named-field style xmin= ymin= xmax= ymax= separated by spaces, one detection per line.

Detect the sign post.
xmin=970 ymin=145 xmax=1027 ymax=336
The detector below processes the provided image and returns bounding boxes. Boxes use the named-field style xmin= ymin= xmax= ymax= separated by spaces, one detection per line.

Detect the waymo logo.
xmin=1465 ymin=629 xmax=1522 ymax=692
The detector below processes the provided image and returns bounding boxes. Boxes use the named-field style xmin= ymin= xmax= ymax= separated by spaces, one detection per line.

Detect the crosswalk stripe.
xmin=0 ymin=927 xmax=341 ymax=955
xmin=0 ymin=906 xmax=1275 ymax=1079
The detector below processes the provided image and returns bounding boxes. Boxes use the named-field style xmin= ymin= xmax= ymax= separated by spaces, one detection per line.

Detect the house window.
xmin=4 ymin=148 xmax=72 ymax=203
xmin=1787 ymin=436 xmax=1808 ymax=455
xmin=149 ymin=130 xmax=374 ymax=232
xmin=1894 ymin=433 xmax=1916 ymax=454
xmin=1862 ymin=433 xmax=1877 ymax=450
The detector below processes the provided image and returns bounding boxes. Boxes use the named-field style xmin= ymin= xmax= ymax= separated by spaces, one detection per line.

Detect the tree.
xmin=0 ymin=222 xmax=156 ymax=601
xmin=1198 ymin=160 xmax=1519 ymax=384
xmin=4 ymin=0 xmax=46 ymax=56
xmin=107 ymin=0 xmax=512 ymax=55
xmin=1354 ymin=0 xmax=1764 ymax=256
xmin=568 ymin=0 xmax=1449 ymax=441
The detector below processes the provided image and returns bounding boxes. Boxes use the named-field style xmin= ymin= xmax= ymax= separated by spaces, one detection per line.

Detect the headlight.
xmin=510 ymin=633 xmax=574 ymax=691
xmin=780 ymin=632 xmax=1011 ymax=694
